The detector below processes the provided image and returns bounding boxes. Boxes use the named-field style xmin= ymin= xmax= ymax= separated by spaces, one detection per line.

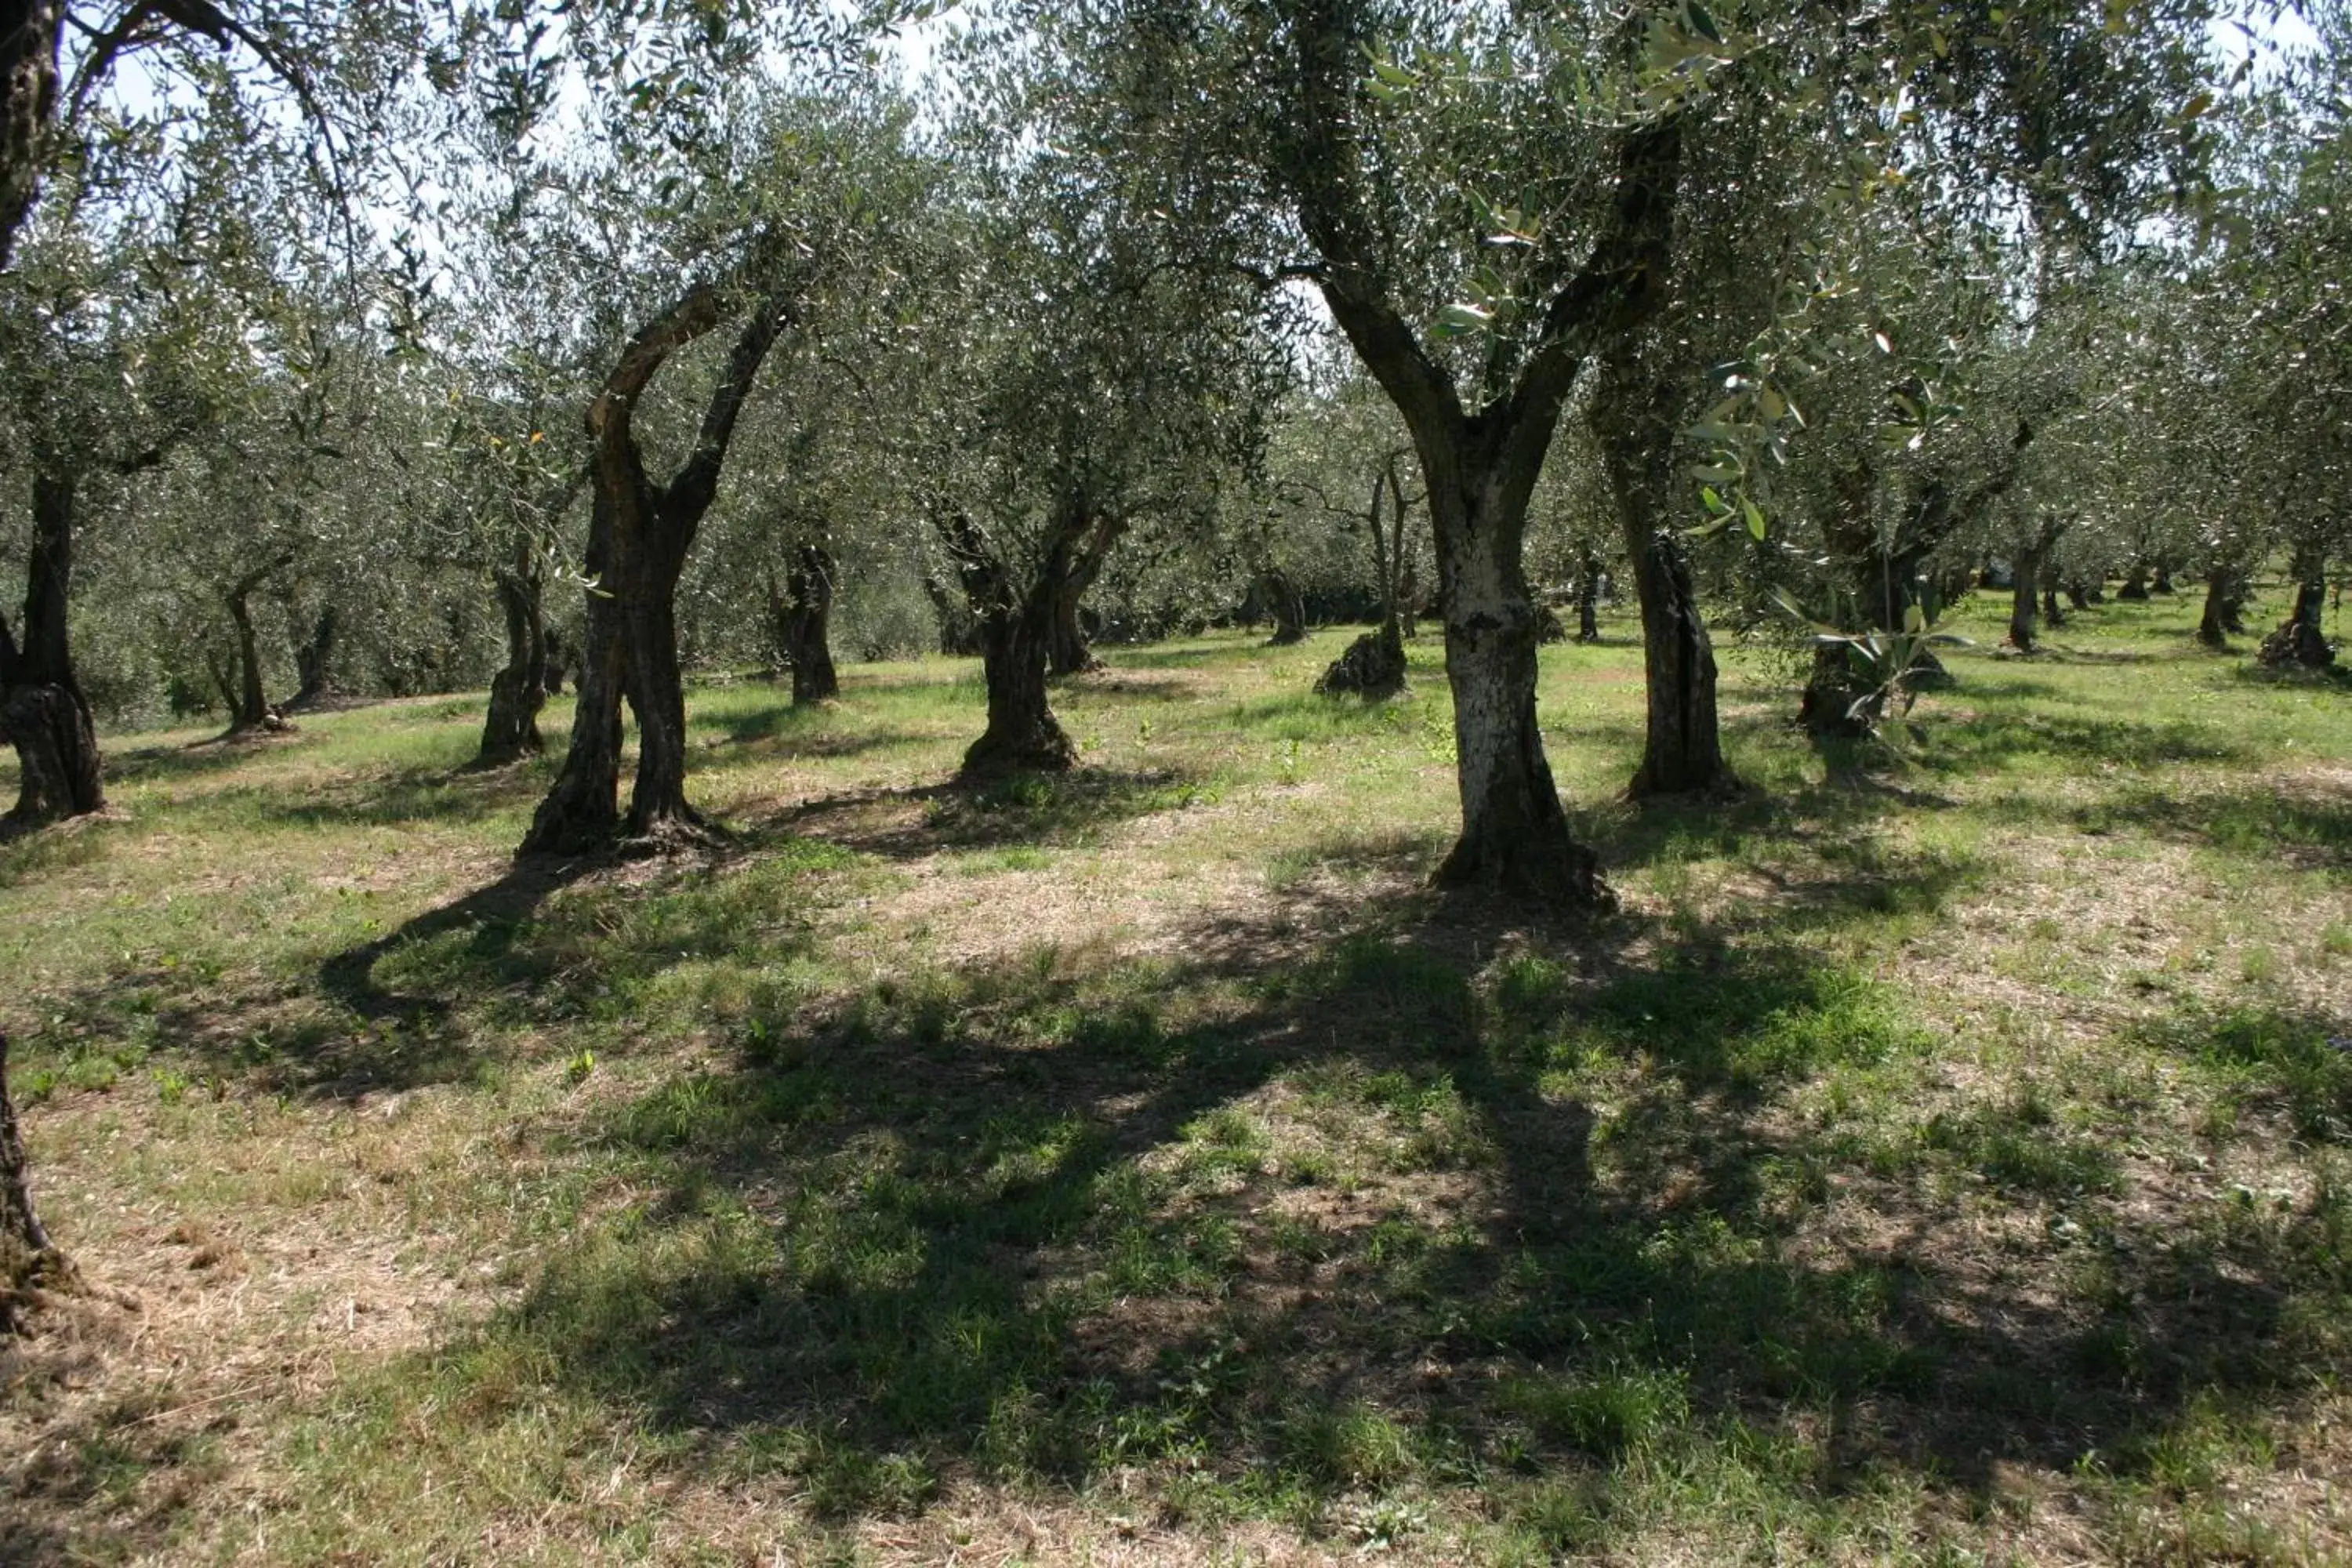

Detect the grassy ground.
xmin=3 ymin=590 xmax=2350 ymax=1565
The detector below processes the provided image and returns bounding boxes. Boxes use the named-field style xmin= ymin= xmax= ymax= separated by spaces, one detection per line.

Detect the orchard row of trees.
xmin=0 ymin=0 xmax=2347 ymax=887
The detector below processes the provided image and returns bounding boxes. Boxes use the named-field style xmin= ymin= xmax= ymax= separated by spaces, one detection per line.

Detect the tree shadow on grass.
xmin=347 ymin=875 xmax=2349 ymax=1550
xmin=756 ymin=767 xmax=1225 ymax=861
xmin=99 ymin=732 xmax=318 ymax=789
xmin=232 ymin=763 xmax=552 ymax=832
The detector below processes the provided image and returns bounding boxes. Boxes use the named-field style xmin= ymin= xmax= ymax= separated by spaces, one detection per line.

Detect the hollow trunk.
xmin=2007 ymin=544 xmax=2042 ymax=652
xmin=782 ymin=546 xmax=839 ymax=705
xmin=477 ymin=547 xmax=547 ymax=766
xmin=287 ymin=604 xmax=340 ymax=711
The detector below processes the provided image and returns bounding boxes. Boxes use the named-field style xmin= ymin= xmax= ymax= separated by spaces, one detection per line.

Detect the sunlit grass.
xmin=3 ymin=586 xmax=2350 ymax=1563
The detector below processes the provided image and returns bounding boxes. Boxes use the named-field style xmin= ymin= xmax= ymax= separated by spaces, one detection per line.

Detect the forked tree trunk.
xmin=780 ymin=545 xmax=839 ymax=705
xmin=946 ymin=511 xmax=1078 ymax=777
xmin=1598 ymin=372 xmax=1737 ymax=800
xmin=522 ymin=278 xmax=793 ymax=856
xmin=223 ymin=558 xmax=292 ymax=732
xmin=1 ymin=472 xmax=104 ymax=826
xmin=477 ymin=543 xmax=547 ymax=766
xmin=1287 ymin=45 xmax=1680 ymax=909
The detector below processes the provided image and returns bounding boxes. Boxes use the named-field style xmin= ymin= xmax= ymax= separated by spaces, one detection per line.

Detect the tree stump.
xmin=2257 ymin=619 xmax=2336 ymax=670
xmin=1316 ymin=628 xmax=1407 ymax=699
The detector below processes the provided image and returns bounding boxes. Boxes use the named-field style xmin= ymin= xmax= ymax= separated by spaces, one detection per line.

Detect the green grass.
xmin=4 ymin=588 xmax=2352 ymax=1563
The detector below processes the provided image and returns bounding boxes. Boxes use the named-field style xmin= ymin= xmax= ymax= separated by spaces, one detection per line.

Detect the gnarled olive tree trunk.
xmin=522 ymin=279 xmax=793 ymax=855
xmin=1 ymin=471 xmax=103 ymax=826
xmin=2258 ymin=543 xmax=2334 ymax=670
xmin=2198 ymin=564 xmax=2248 ymax=648
xmin=1259 ymin=568 xmax=1307 ymax=646
xmin=478 ymin=539 xmax=548 ymax=767
xmin=1047 ymin=517 xmax=1123 ymax=677
xmin=1595 ymin=362 xmax=1737 ymax=800
xmin=773 ymin=544 xmax=840 ymax=705
xmin=0 ymin=1031 xmax=72 ymax=1335
xmin=944 ymin=510 xmax=1079 ymax=778
xmin=286 ymin=601 xmax=340 ymax=711
xmin=223 ymin=553 xmax=295 ymax=732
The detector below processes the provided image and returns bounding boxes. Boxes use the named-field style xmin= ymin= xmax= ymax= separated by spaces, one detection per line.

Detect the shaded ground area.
xmin=2 ymin=603 xmax=2350 ymax=1564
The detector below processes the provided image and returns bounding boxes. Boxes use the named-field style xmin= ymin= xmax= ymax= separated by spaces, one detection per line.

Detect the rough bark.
xmin=0 ymin=0 xmax=64 ymax=278
xmin=523 ymin=278 xmax=794 ymax=856
xmin=922 ymin=574 xmax=986 ymax=657
xmin=1 ymin=470 xmax=103 ymax=825
xmin=1284 ymin=67 xmax=1679 ymax=906
xmin=1316 ymin=621 xmax=1406 ymax=698
xmin=477 ymin=540 xmax=548 ymax=766
xmin=0 ymin=1030 xmax=72 ymax=1336
xmin=1575 ymin=554 xmax=1602 ymax=643
xmin=2198 ymin=565 xmax=2247 ymax=648
xmin=2257 ymin=546 xmax=2334 ymax=670
xmin=777 ymin=544 xmax=840 ymax=705
xmin=223 ymin=554 xmax=294 ymax=732
xmin=1047 ymin=517 xmax=1123 ymax=677
xmin=1597 ymin=361 xmax=1737 ymax=800
xmin=285 ymin=603 xmax=340 ymax=712
xmin=2008 ymin=545 xmax=2042 ymax=652
xmin=2040 ymin=559 xmax=2066 ymax=630
xmin=2117 ymin=563 xmax=2151 ymax=601
xmin=1261 ymin=568 xmax=1308 ymax=646
xmin=945 ymin=512 xmax=1077 ymax=777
